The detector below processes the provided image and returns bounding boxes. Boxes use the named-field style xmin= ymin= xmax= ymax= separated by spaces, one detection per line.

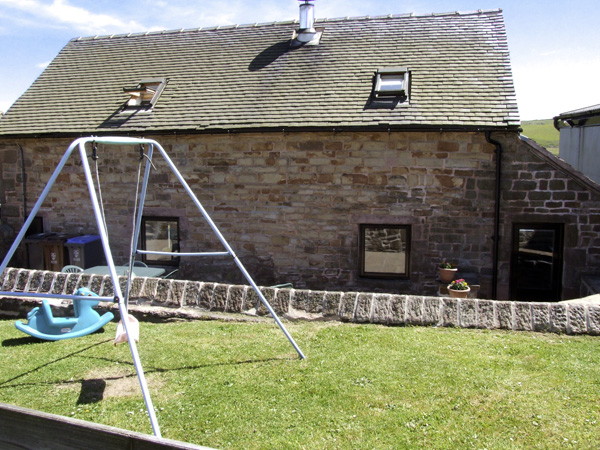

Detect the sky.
xmin=0 ymin=0 xmax=599 ymax=121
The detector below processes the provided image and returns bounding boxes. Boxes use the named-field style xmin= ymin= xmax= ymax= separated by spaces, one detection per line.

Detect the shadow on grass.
xmin=74 ymin=355 xmax=292 ymax=404
xmin=78 ymin=378 xmax=107 ymax=404
xmin=2 ymin=336 xmax=49 ymax=347
xmin=83 ymin=354 xmax=294 ymax=374
xmin=0 ymin=342 xmax=293 ymax=392
xmin=2 ymin=327 xmax=108 ymax=347
xmin=0 ymin=339 xmax=113 ymax=388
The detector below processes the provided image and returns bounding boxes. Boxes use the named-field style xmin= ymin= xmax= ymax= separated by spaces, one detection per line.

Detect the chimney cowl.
xmin=298 ymin=0 xmax=315 ymax=32
xmin=296 ymin=0 xmax=320 ymax=44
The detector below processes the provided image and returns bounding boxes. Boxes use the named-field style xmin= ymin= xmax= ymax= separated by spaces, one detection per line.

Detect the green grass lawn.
xmin=1 ymin=318 xmax=599 ymax=449
xmin=521 ymin=119 xmax=560 ymax=155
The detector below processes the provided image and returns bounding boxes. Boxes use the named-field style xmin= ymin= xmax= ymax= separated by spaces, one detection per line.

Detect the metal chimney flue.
xmin=296 ymin=0 xmax=319 ymax=44
xmin=299 ymin=0 xmax=315 ymax=32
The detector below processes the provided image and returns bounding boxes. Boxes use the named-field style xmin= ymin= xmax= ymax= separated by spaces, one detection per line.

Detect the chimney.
xmin=295 ymin=0 xmax=320 ymax=44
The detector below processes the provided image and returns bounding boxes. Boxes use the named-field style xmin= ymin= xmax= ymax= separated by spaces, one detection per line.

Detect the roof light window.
xmin=374 ymin=68 xmax=409 ymax=98
xmin=123 ymin=78 xmax=166 ymax=108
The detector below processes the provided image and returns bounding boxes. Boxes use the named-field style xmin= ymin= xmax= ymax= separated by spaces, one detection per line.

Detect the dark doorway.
xmin=510 ymin=223 xmax=563 ymax=302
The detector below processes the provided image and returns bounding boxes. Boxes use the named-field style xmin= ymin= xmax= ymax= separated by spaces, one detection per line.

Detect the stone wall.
xmin=2 ymin=268 xmax=599 ymax=336
xmin=498 ymin=136 xmax=600 ymax=299
xmin=1 ymin=131 xmax=599 ymax=300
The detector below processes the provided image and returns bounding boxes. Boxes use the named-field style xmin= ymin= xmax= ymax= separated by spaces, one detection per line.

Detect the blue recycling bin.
xmin=65 ymin=235 xmax=105 ymax=269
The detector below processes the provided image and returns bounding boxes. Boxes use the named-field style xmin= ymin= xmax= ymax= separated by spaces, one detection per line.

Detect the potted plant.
xmin=438 ymin=261 xmax=457 ymax=283
xmin=447 ymin=278 xmax=470 ymax=298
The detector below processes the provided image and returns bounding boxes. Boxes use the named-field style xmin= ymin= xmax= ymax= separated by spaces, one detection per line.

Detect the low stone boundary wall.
xmin=2 ymin=268 xmax=600 ymax=335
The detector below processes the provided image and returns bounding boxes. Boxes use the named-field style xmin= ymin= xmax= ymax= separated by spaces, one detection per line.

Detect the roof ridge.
xmin=71 ymin=8 xmax=503 ymax=42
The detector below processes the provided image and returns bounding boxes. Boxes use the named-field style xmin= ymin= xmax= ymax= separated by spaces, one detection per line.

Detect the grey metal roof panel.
xmin=0 ymin=9 xmax=520 ymax=136
xmin=555 ymin=104 xmax=600 ymax=120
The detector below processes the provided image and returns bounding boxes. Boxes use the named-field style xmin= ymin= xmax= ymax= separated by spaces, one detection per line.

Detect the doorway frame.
xmin=510 ymin=222 xmax=564 ymax=302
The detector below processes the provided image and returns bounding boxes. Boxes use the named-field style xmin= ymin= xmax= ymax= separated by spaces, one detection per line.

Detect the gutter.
xmin=485 ymin=131 xmax=502 ymax=299
xmin=0 ymin=124 xmax=522 ymax=140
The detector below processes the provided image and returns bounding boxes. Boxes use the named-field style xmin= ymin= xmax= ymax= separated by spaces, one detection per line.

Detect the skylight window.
xmin=123 ymin=78 xmax=166 ymax=109
xmin=373 ymin=68 xmax=409 ymax=98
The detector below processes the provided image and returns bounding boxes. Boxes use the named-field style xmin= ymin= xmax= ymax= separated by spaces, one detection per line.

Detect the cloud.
xmin=0 ymin=0 xmax=147 ymax=35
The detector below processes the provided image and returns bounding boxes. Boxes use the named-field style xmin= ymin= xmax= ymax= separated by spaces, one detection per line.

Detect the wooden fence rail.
xmin=0 ymin=402 xmax=216 ymax=450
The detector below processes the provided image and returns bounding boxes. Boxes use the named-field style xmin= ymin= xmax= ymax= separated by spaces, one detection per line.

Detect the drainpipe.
xmin=485 ymin=131 xmax=502 ymax=299
xmin=18 ymin=144 xmax=28 ymax=220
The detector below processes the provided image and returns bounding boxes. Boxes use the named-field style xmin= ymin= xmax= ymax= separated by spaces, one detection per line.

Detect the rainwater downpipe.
xmin=485 ymin=131 xmax=502 ymax=299
xmin=18 ymin=144 xmax=28 ymax=220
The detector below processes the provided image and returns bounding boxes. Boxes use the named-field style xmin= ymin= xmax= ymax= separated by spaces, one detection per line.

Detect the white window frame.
xmin=374 ymin=67 xmax=409 ymax=98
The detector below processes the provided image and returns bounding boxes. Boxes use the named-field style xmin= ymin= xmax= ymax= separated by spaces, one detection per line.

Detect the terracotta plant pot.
xmin=439 ymin=267 xmax=457 ymax=283
xmin=447 ymin=286 xmax=470 ymax=298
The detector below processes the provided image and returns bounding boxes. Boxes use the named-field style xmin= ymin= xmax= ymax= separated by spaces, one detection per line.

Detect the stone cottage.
xmin=1 ymin=7 xmax=599 ymax=301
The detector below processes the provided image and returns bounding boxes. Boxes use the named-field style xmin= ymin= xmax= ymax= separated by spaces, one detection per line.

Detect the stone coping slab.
xmin=2 ymin=268 xmax=600 ymax=336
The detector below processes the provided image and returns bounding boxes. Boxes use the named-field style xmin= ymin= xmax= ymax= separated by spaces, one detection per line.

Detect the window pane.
xmin=379 ymin=74 xmax=404 ymax=92
xmin=143 ymin=218 xmax=179 ymax=264
xmin=516 ymin=228 xmax=555 ymax=288
xmin=361 ymin=225 xmax=409 ymax=277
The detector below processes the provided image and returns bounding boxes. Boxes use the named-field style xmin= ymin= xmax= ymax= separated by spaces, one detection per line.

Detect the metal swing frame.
xmin=0 ymin=136 xmax=305 ymax=437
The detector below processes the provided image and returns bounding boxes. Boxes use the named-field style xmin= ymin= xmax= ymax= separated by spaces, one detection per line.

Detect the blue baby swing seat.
xmin=15 ymin=287 xmax=114 ymax=341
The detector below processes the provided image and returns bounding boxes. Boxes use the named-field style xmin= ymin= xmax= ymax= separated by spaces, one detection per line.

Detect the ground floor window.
xmin=359 ymin=224 xmax=411 ymax=278
xmin=141 ymin=216 xmax=179 ymax=266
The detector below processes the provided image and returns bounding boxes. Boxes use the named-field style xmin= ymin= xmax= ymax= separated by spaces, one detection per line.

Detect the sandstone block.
xmin=118 ymin=276 xmax=128 ymax=299
xmin=550 ymin=303 xmax=568 ymax=333
xmin=100 ymin=277 xmax=113 ymax=297
xmin=306 ymin=291 xmax=324 ymax=314
xmin=27 ymin=271 xmax=45 ymax=292
xmin=40 ymin=272 xmax=55 ymax=293
xmin=339 ymin=292 xmax=358 ymax=321
xmin=273 ymin=288 xmax=291 ymax=315
xmin=588 ymin=306 xmax=600 ymax=335
xmin=169 ymin=281 xmax=186 ymax=308
xmin=198 ymin=282 xmax=215 ymax=309
xmin=388 ymin=295 xmax=406 ymax=325
xmin=442 ymin=298 xmax=459 ymax=327
xmin=1 ymin=268 xmax=17 ymax=291
xmin=128 ymin=277 xmax=144 ymax=298
xmin=355 ymin=293 xmax=372 ymax=323
xmin=568 ymin=304 xmax=587 ymax=334
xmin=372 ymin=294 xmax=391 ymax=324
xmin=459 ymin=299 xmax=477 ymax=328
xmin=212 ymin=284 xmax=229 ymax=311
xmin=323 ymin=292 xmax=342 ymax=317
xmin=227 ymin=285 xmax=246 ymax=312
xmin=65 ymin=273 xmax=81 ymax=295
xmin=477 ymin=300 xmax=495 ymax=329
xmin=183 ymin=281 xmax=201 ymax=307
xmin=154 ymin=279 xmax=172 ymax=305
xmin=292 ymin=289 xmax=310 ymax=311
xmin=406 ymin=296 xmax=423 ymax=325
xmin=140 ymin=278 xmax=158 ymax=300
xmin=256 ymin=287 xmax=276 ymax=315
xmin=423 ymin=297 xmax=441 ymax=325
xmin=16 ymin=270 xmax=31 ymax=291
xmin=514 ymin=303 xmax=532 ymax=331
xmin=495 ymin=301 xmax=513 ymax=330
xmin=532 ymin=303 xmax=550 ymax=332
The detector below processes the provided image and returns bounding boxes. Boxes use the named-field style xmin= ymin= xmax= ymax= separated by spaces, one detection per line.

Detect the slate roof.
xmin=0 ymin=9 xmax=520 ymax=137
